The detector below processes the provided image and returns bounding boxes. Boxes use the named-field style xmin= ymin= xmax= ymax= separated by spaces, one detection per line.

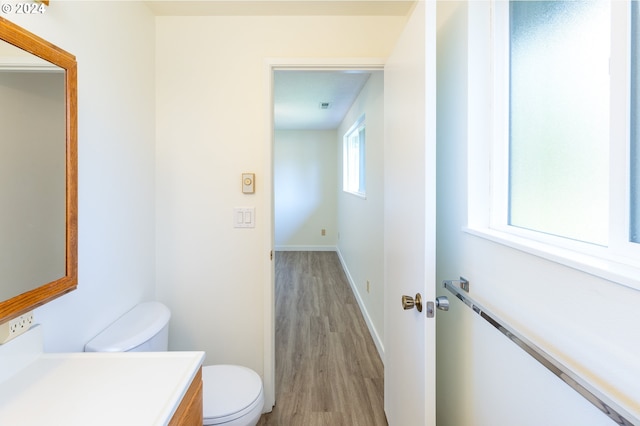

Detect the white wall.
xmin=274 ymin=130 xmax=337 ymax=250
xmin=6 ymin=2 xmax=157 ymax=352
xmin=155 ymin=14 xmax=407 ymax=408
xmin=436 ymin=2 xmax=640 ymax=424
xmin=336 ymin=71 xmax=385 ymax=356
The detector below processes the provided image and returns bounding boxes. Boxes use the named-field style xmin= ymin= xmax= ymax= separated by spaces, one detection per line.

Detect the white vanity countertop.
xmin=0 ymin=327 xmax=205 ymax=426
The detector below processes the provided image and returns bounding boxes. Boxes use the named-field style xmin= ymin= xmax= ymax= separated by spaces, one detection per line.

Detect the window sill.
xmin=343 ymin=190 xmax=367 ymax=200
xmin=464 ymin=226 xmax=640 ymax=292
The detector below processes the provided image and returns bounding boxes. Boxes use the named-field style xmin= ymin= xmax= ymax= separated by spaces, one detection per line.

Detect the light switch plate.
xmin=242 ymin=173 xmax=255 ymax=194
xmin=234 ymin=207 xmax=255 ymax=228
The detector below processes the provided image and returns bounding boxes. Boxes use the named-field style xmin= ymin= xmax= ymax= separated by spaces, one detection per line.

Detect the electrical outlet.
xmin=366 ymin=280 xmax=370 ymax=293
xmin=0 ymin=311 xmax=34 ymax=344
xmin=321 ymin=228 xmax=326 ymax=236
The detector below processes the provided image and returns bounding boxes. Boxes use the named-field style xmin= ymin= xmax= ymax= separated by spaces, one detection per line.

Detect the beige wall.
xmin=155 ymin=14 xmax=407 ymax=408
xmin=274 ymin=129 xmax=338 ymax=250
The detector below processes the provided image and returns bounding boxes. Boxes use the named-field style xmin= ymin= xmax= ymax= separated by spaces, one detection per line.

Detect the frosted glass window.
xmin=631 ymin=1 xmax=640 ymax=243
xmin=508 ymin=1 xmax=610 ymax=245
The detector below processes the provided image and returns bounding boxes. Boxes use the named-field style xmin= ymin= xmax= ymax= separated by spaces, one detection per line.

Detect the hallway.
xmin=258 ymin=251 xmax=386 ymax=425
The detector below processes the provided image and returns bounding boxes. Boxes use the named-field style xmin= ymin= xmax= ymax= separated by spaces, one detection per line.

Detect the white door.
xmin=384 ymin=1 xmax=437 ymax=425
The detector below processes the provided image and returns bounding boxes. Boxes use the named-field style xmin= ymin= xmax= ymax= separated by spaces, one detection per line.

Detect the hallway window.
xmin=343 ymin=115 xmax=366 ymax=197
xmin=631 ymin=0 xmax=640 ymax=243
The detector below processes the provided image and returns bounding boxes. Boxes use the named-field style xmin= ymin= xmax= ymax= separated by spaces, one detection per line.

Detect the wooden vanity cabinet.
xmin=169 ymin=367 xmax=203 ymax=426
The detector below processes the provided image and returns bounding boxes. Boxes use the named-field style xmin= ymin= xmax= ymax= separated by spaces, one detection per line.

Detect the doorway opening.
xmin=267 ymin=64 xmax=386 ymax=420
xmin=273 ymin=69 xmax=374 ymax=251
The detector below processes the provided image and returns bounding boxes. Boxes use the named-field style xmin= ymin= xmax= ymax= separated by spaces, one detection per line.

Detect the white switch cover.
xmin=234 ymin=208 xmax=255 ymax=228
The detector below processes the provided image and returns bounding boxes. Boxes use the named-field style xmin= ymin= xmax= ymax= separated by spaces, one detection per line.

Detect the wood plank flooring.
xmin=257 ymin=251 xmax=387 ymax=426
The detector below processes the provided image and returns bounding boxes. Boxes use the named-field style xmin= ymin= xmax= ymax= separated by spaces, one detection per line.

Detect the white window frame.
xmin=466 ymin=0 xmax=640 ymax=292
xmin=342 ymin=115 xmax=366 ymax=198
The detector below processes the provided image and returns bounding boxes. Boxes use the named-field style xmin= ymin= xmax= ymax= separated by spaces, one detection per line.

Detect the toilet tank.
xmin=84 ymin=302 xmax=171 ymax=352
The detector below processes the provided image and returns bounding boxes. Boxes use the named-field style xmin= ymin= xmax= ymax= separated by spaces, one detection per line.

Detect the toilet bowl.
xmin=85 ymin=302 xmax=264 ymax=426
xmin=203 ymin=365 xmax=264 ymax=426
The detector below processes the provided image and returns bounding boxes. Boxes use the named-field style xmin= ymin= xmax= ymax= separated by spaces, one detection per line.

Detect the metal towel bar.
xmin=443 ymin=280 xmax=636 ymax=426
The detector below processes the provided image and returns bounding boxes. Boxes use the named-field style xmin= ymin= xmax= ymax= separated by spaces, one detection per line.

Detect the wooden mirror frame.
xmin=0 ymin=17 xmax=77 ymax=324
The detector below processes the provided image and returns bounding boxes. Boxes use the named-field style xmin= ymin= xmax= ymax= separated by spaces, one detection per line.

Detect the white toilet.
xmin=85 ymin=302 xmax=264 ymax=426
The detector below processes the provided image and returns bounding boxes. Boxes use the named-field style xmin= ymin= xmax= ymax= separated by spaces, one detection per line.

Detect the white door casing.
xmin=384 ymin=1 xmax=437 ymax=425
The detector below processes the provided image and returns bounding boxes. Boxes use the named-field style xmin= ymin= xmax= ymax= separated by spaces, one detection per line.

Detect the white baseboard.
xmin=335 ymin=249 xmax=385 ymax=362
xmin=274 ymin=245 xmax=337 ymax=252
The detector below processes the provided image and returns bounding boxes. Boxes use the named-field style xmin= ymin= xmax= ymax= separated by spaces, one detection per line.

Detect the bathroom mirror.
xmin=0 ymin=17 xmax=77 ymax=324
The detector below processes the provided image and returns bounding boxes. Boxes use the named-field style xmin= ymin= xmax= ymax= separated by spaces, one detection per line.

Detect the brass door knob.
xmin=401 ymin=293 xmax=423 ymax=312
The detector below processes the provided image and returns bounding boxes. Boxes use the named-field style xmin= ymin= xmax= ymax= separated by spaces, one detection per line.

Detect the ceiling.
xmin=274 ymin=70 xmax=378 ymax=130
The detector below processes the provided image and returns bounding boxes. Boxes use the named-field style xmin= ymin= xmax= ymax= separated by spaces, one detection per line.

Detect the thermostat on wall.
xmin=242 ymin=173 xmax=255 ymax=194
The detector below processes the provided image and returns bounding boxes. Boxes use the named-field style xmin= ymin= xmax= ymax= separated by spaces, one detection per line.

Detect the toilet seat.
xmin=202 ymin=364 xmax=264 ymax=426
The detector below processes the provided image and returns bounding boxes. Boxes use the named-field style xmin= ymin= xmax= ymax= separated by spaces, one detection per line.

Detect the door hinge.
xmin=270 ymin=250 xmax=273 ymax=260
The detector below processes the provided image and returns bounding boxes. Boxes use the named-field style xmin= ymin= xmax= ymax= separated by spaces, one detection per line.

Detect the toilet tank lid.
xmin=84 ymin=302 xmax=171 ymax=352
